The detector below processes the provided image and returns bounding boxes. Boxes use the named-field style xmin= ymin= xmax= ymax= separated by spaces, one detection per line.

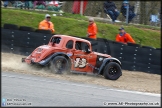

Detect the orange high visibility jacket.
xmin=38 ymin=20 xmax=55 ymax=33
xmin=87 ymin=22 xmax=98 ymax=39
xmin=116 ymin=32 xmax=135 ymax=44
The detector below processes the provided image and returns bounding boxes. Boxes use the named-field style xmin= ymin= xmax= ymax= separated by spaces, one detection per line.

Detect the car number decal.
xmin=74 ymin=58 xmax=87 ymax=68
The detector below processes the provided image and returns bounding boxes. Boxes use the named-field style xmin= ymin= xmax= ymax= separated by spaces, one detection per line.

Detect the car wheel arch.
xmin=103 ymin=62 xmax=122 ymax=80
xmin=50 ymin=52 xmax=72 ymax=66
xmin=98 ymin=58 xmax=121 ymax=75
xmin=39 ymin=52 xmax=72 ymax=66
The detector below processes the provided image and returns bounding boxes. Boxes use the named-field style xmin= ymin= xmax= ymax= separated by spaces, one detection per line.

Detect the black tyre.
xmin=103 ymin=62 xmax=122 ymax=80
xmin=3 ymin=23 xmax=19 ymax=30
xmin=141 ymin=46 xmax=155 ymax=49
xmin=19 ymin=26 xmax=35 ymax=32
xmin=50 ymin=56 xmax=70 ymax=74
xmin=35 ymin=29 xmax=52 ymax=34
xmin=127 ymin=42 xmax=141 ymax=47
xmin=156 ymin=48 xmax=161 ymax=50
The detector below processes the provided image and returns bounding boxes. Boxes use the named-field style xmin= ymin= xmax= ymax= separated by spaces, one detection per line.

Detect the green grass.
xmin=1 ymin=8 xmax=161 ymax=48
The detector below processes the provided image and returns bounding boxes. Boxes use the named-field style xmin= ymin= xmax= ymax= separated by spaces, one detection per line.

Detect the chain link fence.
xmin=62 ymin=1 xmax=161 ymax=27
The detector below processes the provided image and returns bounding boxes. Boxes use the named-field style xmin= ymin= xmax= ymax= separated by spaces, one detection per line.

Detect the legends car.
xmin=22 ymin=35 xmax=122 ymax=80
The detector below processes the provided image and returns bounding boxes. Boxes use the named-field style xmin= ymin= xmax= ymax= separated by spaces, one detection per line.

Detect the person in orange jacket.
xmin=87 ymin=17 xmax=98 ymax=39
xmin=116 ymin=27 xmax=135 ymax=44
xmin=38 ymin=14 xmax=55 ymax=33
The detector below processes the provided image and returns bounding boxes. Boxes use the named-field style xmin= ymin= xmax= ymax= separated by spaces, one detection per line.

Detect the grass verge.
xmin=1 ymin=8 xmax=161 ymax=48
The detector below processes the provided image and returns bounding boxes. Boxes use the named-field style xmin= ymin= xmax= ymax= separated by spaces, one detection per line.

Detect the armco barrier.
xmin=1 ymin=24 xmax=161 ymax=75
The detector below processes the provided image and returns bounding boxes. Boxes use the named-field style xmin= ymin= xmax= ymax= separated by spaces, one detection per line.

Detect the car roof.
xmin=53 ymin=35 xmax=91 ymax=44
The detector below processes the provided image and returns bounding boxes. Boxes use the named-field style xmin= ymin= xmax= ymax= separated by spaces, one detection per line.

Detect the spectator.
xmin=2 ymin=0 xmax=15 ymax=7
xmin=3 ymin=0 xmax=9 ymax=7
xmin=33 ymin=0 xmax=47 ymax=10
xmin=87 ymin=18 xmax=98 ymax=40
xmin=14 ymin=1 xmax=25 ymax=9
xmin=116 ymin=27 xmax=135 ymax=44
xmin=121 ymin=1 xmax=136 ymax=23
xmin=38 ymin=14 xmax=55 ymax=33
xmin=16 ymin=0 xmax=30 ymax=10
xmin=103 ymin=0 xmax=120 ymax=23
xmin=24 ymin=0 xmax=30 ymax=10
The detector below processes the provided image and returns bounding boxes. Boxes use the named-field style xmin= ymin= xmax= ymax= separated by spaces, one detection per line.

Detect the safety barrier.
xmin=1 ymin=23 xmax=161 ymax=75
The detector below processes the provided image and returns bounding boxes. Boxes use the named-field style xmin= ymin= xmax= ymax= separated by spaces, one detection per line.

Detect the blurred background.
xmin=1 ymin=0 xmax=161 ymax=27
xmin=62 ymin=0 xmax=161 ymax=27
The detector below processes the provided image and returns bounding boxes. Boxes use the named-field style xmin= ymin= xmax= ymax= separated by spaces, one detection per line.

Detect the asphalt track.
xmin=1 ymin=71 xmax=161 ymax=107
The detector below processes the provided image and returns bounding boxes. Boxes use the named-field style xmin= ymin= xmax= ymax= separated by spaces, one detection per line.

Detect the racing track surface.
xmin=2 ymin=71 xmax=161 ymax=107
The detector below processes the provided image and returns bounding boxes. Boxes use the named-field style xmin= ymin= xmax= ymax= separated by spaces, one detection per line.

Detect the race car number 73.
xmin=74 ymin=58 xmax=87 ymax=68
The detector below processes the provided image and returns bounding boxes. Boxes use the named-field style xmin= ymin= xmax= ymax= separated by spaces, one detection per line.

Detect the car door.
xmin=71 ymin=41 xmax=90 ymax=72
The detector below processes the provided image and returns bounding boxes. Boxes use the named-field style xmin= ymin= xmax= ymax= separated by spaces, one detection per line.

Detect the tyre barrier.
xmin=3 ymin=23 xmax=19 ymax=30
xmin=35 ymin=29 xmax=52 ymax=34
xmin=83 ymin=37 xmax=98 ymax=52
xmin=2 ymin=44 xmax=34 ymax=56
xmin=121 ymin=61 xmax=135 ymax=71
xmin=141 ymin=45 xmax=156 ymax=49
xmin=19 ymin=26 xmax=35 ymax=32
xmin=97 ymin=41 xmax=110 ymax=54
xmin=127 ymin=42 xmax=141 ymax=47
xmin=108 ymin=42 xmax=126 ymax=58
xmin=1 ymin=24 xmax=161 ymax=75
xmin=156 ymin=48 xmax=161 ymax=50
xmin=135 ymin=63 xmax=161 ymax=75
xmin=2 ymin=28 xmax=52 ymax=48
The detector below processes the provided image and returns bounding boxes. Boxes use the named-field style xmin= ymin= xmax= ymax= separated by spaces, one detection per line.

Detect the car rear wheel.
xmin=103 ymin=62 xmax=122 ymax=80
xmin=50 ymin=56 xmax=70 ymax=74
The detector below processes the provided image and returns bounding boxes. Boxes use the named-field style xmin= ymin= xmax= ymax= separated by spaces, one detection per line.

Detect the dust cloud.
xmin=1 ymin=52 xmax=161 ymax=94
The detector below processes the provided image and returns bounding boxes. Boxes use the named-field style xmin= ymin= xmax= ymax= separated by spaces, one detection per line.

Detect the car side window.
xmin=66 ymin=40 xmax=73 ymax=49
xmin=51 ymin=37 xmax=61 ymax=44
xmin=75 ymin=41 xmax=82 ymax=50
xmin=75 ymin=41 xmax=90 ymax=51
xmin=81 ymin=42 xmax=90 ymax=51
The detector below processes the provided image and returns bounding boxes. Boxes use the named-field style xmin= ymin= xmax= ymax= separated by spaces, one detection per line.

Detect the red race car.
xmin=22 ymin=35 xmax=122 ymax=80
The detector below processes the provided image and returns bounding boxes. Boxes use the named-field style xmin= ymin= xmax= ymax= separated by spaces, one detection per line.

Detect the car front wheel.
xmin=103 ymin=62 xmax=122 ymax=80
